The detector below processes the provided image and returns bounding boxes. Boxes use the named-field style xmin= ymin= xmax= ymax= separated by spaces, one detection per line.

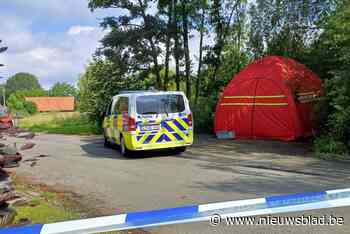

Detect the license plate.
xmin=141 ymin=124 xmax=160 ymax=131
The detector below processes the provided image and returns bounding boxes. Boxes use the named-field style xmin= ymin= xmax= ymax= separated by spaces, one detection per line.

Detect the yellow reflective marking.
xmin=221 ymin=103 xmax=288 ymax=106
xmin=163 ymin=130 xmax=177 ymax=141
xmin=167 ymin=121 xmax=187 ymax=141
xmin=150 ymin=131 xmax=162 ymax=144
xmin=140 ymin=133 xmax=150 ymax=144
xmin=176 ymin=117 xmax=189 ymax=130
xmin=224 ymin=95 xmax=286 ymax=99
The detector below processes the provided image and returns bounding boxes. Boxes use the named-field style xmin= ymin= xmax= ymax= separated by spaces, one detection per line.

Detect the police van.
xmin=103 ymin=91 xmax=193 ymax=156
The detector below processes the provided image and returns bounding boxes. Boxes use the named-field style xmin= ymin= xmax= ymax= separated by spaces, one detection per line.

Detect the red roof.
xmin=215 ymin=56 xmax=323 ymax=141
xmin=25 ymin=97 xmax=75 ymax=112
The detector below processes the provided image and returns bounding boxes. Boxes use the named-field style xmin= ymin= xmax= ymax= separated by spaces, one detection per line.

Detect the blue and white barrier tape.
xmin=1 ymin=188 xmax=350 ymax=234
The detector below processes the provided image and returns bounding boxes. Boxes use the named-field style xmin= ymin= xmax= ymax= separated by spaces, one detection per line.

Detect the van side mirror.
xmin=101 ymin=111 xmax=106 ymax=118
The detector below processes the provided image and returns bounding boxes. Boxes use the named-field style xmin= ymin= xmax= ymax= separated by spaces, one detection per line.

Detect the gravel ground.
xmin=7 ymin=133 xmax=350 ymax=234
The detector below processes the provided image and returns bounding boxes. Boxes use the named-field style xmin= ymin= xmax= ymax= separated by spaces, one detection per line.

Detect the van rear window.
xmin=136 ymin=94 xmax=185 ymax=115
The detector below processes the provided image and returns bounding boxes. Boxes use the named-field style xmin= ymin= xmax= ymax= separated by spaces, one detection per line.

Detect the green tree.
xmin=79 ymin=58 xmax=134 ymax=123
xmin=194 ymin=0 xmax=208 ymax=105
xmin=205 ymin=1 xmax=248 ymax=88
xmin=5 ymin=73 xmax=42 ymax=97
xmin=248 ymin=0 xmax=335 ymax=60
xmin=50 ymin=82 xmax=77 ymax=97
xmin=17 ymin=88 xmax=48 ymax=97
xmin=181 ymin=0 xmax=192 ymax=99
xmin=158 ymin=0 xmax=174 ymax=91
xmin=310 ymin=0 xmax=350 ymax=155
xmin=173 ymin=0 xmax=182 ymax=91
xmin=7 ymin=94 xmax=24 ymax=113
xmin=88 ymin=0 xmax=166 ymax=90
xmin=7 ymin=89 xmax=44 ymax=114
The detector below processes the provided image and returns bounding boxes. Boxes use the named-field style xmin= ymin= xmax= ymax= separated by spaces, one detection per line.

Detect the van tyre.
xmin=175 ymin=146 xmax=187 ymax=154
xmin=104 ymin=137 xmax=111 ymax=148
xmin=120 ymin=136 xmax=131 ymax=157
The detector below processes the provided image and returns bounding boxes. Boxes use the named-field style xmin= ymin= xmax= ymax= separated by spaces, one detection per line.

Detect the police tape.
xmin=1 ymin=188 xmax=350 ymax=234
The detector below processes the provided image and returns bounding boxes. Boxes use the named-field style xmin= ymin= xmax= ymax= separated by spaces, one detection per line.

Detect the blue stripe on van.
xmin=156 ymin=134 xmax=172 ymax=143
xmin=163 ymin=134 xmax=171 ymax=142
xmin=162 ymin=121 xmax=175 ymax=132
xmin=143 ymin=135 xmax=154 ymax=144
xmin=173 ymin=133 xmax=183 ymax=141
xmin=173 ymin=119 xmax=186 ymax=131
xmin=182 ymin=118 xmax=190 ymax=127
xmin=156 ymin=134 xmax=164 ymax=143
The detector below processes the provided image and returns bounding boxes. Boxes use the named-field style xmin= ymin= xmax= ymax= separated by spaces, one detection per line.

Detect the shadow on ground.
xmin=80 ymin=137 xmax=181 ymax=160
xmin=192 ymin=175 xmax=348 ymax=198
xmin=79 ymin=134 xmax=350 ymax=196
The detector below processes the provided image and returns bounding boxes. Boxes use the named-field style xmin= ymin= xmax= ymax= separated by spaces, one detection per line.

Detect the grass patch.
xmin=12 ymin=177 xmax=119 ymax=234
xmin=13 ymin=178 xmax=80 ymax=225
xmin=18 ymin=112 xmax=101 ymax=135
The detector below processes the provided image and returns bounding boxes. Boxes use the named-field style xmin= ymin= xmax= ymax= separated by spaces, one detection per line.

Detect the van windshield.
xmin=136 ymin=94 xmax=185 ymax=115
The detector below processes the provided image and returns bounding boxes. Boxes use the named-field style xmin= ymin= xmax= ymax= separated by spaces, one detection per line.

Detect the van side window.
xmin=112 ymin=99 xmax=119 ymax=115
xmin=117 ymin=97 xmax=129 ymax=114
xmin=106 ymin=100 xmax=112 ymax=116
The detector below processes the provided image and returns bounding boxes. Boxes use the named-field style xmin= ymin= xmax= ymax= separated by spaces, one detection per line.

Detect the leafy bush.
xmin=192 ymin=95 xmax=218 ymax=133
xmin=314 ymin=136 xmax=348 ymax=158
xmin=309 ymin=1 xmax=350 ymax=158
xmin=7 ymin=90 xmax=43 ymax=115
xmin=325 ymin=75 xmax=350 ymax=140
xmin=314 ymin=75 xmax=350 ymax=158
xmin=7 ymin=94 xmax=24 ymax=113
xmin=23 ymin=101 xmax=37 ymax=115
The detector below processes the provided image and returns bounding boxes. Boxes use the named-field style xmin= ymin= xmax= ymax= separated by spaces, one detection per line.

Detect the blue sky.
xmin=0 ymin=0 xmax=118 ymax=88
xmin=0 ymin=0 xmax=208 ymax=89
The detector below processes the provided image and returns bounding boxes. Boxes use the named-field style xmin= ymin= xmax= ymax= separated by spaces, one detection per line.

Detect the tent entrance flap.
xmin=219 ymin=78 xmax=291 ymax=139
xmin=252 ymin=78 xmax=292 ymax=139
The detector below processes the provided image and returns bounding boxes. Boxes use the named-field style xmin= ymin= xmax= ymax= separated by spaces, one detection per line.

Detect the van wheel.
xmin=175 ymin=147 xmax=187 ymax=154
xmin=120 ymin=136 xmax=131 ymax=157
xmin=104 ymin=137 xmax=111 ymax=148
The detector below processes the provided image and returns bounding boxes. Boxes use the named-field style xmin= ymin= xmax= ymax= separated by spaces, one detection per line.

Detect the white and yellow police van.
xmin=103 ymin=91 xmax=193 ymax=156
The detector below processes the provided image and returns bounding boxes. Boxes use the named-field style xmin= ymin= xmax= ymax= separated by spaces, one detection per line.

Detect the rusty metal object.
xmin=16 ymin=132 xmax=35 ymax=139
xmin=1 ymin=154 xmax=22 ymax=168
xmin=20 ymin=142 xmax=36 ymax=151
xmin=0 ymin=145 xmax=22 ymax=168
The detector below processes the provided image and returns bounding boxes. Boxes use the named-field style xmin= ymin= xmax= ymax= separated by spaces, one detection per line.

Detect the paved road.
xmin=10 ymin=134 xmax=350 ymax=233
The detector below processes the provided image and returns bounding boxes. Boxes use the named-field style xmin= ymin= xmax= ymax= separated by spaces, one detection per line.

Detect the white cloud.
xmin=0 ymin=0 xmax=117 ymax=88
xmin=0 ymin=10 xmax=107 ymax=89
xmin=67 ymin=26 xmax=97 ymax=36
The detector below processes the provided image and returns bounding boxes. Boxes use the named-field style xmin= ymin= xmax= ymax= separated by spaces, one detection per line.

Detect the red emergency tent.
xmin=215 ymin=56 xmax=323 ymax=141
